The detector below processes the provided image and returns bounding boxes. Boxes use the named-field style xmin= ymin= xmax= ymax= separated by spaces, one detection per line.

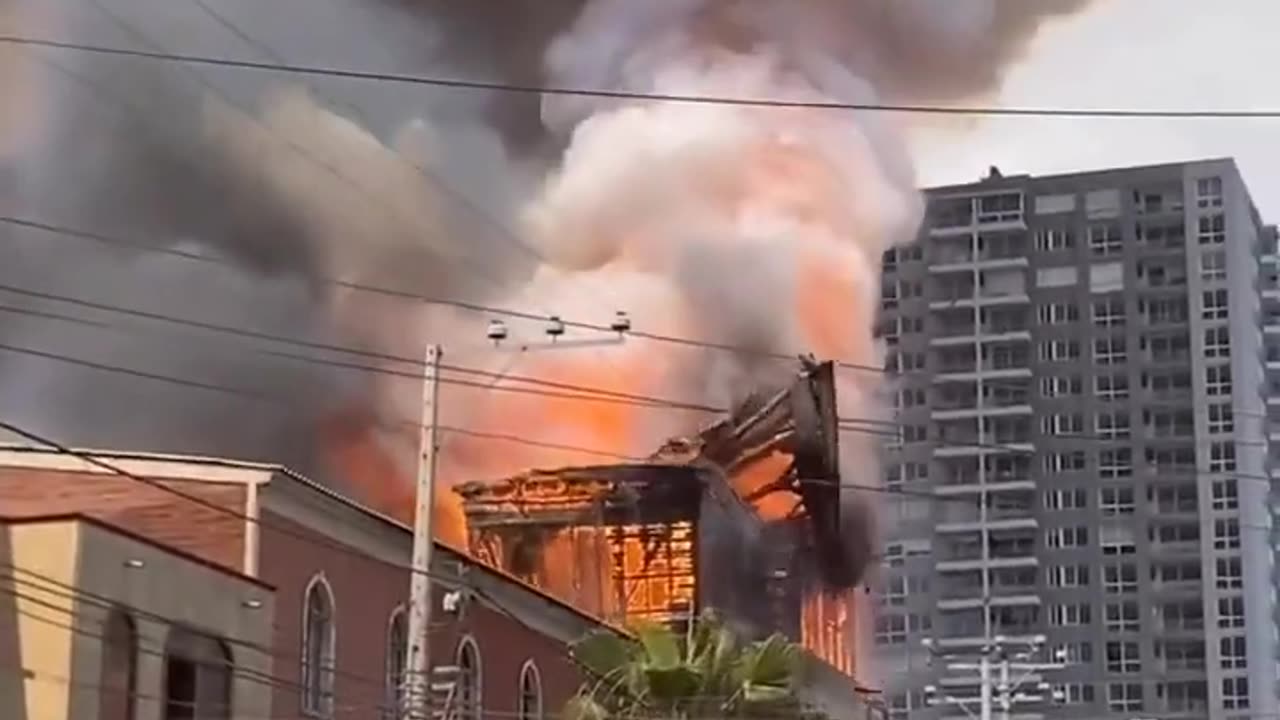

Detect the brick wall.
xmin=0 ymin=467 xmax=245 ymax=571
xmin=0 ymin=463 xmax=591 ymax=719
xmin=257 ymin=509 xmax=587 ymax=720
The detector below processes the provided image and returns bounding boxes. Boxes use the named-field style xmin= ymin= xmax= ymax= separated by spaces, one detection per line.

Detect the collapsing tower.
xmin=453 ymin=360 xmax=870 ymax=674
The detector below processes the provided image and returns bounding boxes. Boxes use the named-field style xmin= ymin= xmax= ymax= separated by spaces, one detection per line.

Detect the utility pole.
xmin=405 ymin=344 xmax=442 ymax=720
xmin=926 ymin=636 xmax=1063 ymax=720
xmin=399 ymin=314 xmax=632 ymax=720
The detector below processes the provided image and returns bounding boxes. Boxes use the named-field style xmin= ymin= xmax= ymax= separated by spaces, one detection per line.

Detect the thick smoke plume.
xmin=0 ymin=1 xmax=1090 ymax=558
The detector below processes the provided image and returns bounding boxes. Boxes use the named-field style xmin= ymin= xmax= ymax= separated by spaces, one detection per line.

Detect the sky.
xmin=911 ymin=0 xmax=1280 ymax=218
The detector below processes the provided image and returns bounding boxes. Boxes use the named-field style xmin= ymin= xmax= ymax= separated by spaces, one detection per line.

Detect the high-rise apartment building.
xmin=874 ymin=158 xmax=1278 ymax=720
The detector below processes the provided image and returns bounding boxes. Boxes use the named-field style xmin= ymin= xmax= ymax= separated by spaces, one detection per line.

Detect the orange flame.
xmin=320 ymin=407 xmax=467 ymax=547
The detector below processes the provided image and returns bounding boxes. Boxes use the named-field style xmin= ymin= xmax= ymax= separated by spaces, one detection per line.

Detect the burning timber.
xmin=454 ymin=359 xmax=867 ymax=674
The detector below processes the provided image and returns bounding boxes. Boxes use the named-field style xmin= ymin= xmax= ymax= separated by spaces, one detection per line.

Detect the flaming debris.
xmin=456 ymin=360 xmax=859 ymax=672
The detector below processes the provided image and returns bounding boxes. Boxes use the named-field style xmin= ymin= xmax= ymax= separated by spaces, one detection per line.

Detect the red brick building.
xmin=0 ymin=447 xmax=607 ymax=720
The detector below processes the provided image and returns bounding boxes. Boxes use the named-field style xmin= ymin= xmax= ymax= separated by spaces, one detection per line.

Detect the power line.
xmin=0 ymin=214 xmax=879 ymax=374
xmin=0 ymin=294 xmax=1269 ymax=474
xmin=0 ymin=282 xmax=723 ymax=412
xmin=0 ymin=564 xmax=470 ymax=703
xmin=4 ymin=35 xmax=1280 ymax=119
xmin=2 ymin=324 xmax=1267 ymax=489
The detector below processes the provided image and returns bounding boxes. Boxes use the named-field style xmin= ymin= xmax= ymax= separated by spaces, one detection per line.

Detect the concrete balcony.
xmin=935 ymin=555 xmax=1039 ymax=573
xmin=928 ymin=292 xmax=1032 ymax=311
xmin=934 ymin=479 xmax=1037 ymax=496
xmin=934 ymin=632 xmax=1040 ymax=651
xmin=928 ymin=255 xmax=1030 ymax=274
xmin=934 ymin=367 xmax=1033 ymax=383
xmin=936 ymin=516 xmax=1039 ymax=534
xmin=935 ymin=442 xmax=1034 ymax=458
xmin=931 ymin=404 xmax=1033 ymax=421
xmin=937 ymin=594 xmax=1041 ymax=611
xmin=930 ymin=330 xmax=1032 ymax=347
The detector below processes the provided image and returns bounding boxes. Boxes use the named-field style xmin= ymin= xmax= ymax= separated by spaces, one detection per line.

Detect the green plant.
xmin=564 ymin=610 xmax=808 ymax=720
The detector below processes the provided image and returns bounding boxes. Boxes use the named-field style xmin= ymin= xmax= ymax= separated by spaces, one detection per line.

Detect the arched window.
xmin=518 ymin=660 xmax=543 ymax=720
xmin=163 ymin=627 xmax=232 ymax=720
xmin=100 ymin=608 xmax=137 ymax=720
xmin=455 ymin=636 xmax=482 ymax=720
xmin=383 ymin=606 xmax=408 ymax=719
xmin=301 ymin=574 xmax=336 ymax=717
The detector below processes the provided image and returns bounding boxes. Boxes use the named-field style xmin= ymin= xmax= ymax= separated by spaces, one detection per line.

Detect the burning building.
xmin=455 ymin=359 xmax=872 ymax=674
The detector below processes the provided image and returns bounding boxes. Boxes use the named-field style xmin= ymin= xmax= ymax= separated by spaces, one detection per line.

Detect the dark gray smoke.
xmin=0 ymin=0 xmax=1093 ymax=483
xmin=0 ymin=0 xmax=544 ymax=471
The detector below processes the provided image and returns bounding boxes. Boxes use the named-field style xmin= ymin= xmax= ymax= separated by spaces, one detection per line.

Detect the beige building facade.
xmin=0 ymin=513 xmax=275 ymax=720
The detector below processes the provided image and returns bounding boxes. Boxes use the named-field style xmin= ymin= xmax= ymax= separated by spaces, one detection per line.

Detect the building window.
xmin=1220 ymin=636 xmax=1247 ymax=670
xmin=1206 ymin=365 xmax=1232 ymax=396
xmin=456 ymin=637 xmax=483 ymax=720
xmin=1088 ymin=223 xmax=1123 ymax=255
xmin=1218 ymin=597 xmax=1245 ymax=629
xmin=1041 ymin=413 xmax=1083 ymax=435
xmin=302 ymin=574 xmax=336 ymax=717
xmin=1156 ymin=641 xmax=1206 ymax=671
xmin=1043 ymin=451 xmax=1086 ymax=473
xmin=1152 ymin=522 xmax=1199 ymax=546
xmin=1092 ymin=295 xmax=1125 ymax=327
xmin=1216 ymin=557 xmax=1243 ymax=590
xmin=1048 ymin=603 xmax=1091 ymax=626
xmin=1038 ymin=340 xmax=1080 ymax=362
xmin=1197 ymin=176 xmax=1224 ymax=208
xmin=1201 ymin=249 xmax=1227 ymax=281
xmin=1043 ymin=488 xmax=1086 ymax=510
xmin=1202 ymin=288 xmax=1229 ymax=319
xmin=1159 ymin=680 xmax=1208 ymax=712
xmin=875 ymin=615 xmax=907 ymax=645
xmin=1100 ymin=487 xmax=1135 ymax=516
xmin=1204 ymin=327 xmax=1231 ymax=359
xmin=1053 ymin=683 xmax=1094 ymax=705
xmin=101 ymin=609 xmax=138 ymax=720
xmin=1222 ymin=677 xmax=1249 ymax=710
xmin=1094 ymin=411 xmax=1130 ymax=440
xmin=1212 ymin=480 xmax=1238 ymax=510
xmin=164 ymin=628 xmax=232 ymax=720
xmin=1103 ymin=563 xmax=1138 ymax=594
xmin=1095 ymin=374 xmax=1129 ymax=401
xmin=1198 ymin=214 xmax=1226 ymax=244
xmin=1098 ymin=449 xmax=1132 ymax=478
xmin=1209 ymin=441 xmax=1236 ymax=472
xmin=1154 ymin=560 xmax=1202 ymax=586
xmin=1046 ymin=527 xmax=1088 ymax=549
xmin=1093 ymin=336 xmax=1127 ymax=365
xmin=519 ymin=661 xmax=543 ymax=720
xmin=1107 ymin=682 xmax=1143 ymax=713
xmin=901 ymin=425 xmax=927 ymax=444
xmin=1105 ymin=602 xmax=1139 ymax=632
xmin=1035 ymin=227 xmax=1074 ymax=251
xmin=1047 ymin=564 xmax=1090 ymax=588
xmin=1037 ymin=302 xmax=1079 ymax=325
xmin=1052 ymin=643 xmax=1092 ymax=665
xmin=1106 ymin=641 xmax=1141 ymax=673
xmin=1040 ymin=375 xmax=1082 ymax=397
xmin=1161 ymin=600 xmax=1204 ymax=631
xmin=1207 ymin=403 xmax=1233 ymax=433
xmin=881 ymin=282 xmax=898 ymax=311
xmin=1214 ymin=519 xmax=1241 ymax=550
xmin=384 ymin=607 xmax=407 ymax=719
